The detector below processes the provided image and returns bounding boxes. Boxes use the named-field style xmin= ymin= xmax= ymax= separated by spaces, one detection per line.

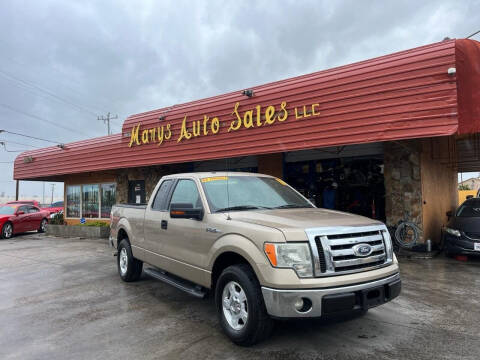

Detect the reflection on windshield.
xmin=456 ymin=202 xmax=480 ymax=217
xmin=201 ymin=176 xmax=313 ymax=213
xmin=0 ymin=206 xmax=16 ymax=215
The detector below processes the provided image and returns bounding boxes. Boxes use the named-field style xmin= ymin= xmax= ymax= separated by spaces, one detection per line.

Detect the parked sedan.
xmin=7 ymin=200 xmax=41 ymax=207
xmin=0 ymin=204 xmax=49 ymax=239
xmin=41 ymin=201 xmax=64 ymax=215
xmin=444 ymin=198 xmax=480 ymax=256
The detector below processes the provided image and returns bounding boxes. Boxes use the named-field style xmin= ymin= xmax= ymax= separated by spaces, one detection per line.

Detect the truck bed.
xmin=114 ymin=203 xmax=147 ymax=209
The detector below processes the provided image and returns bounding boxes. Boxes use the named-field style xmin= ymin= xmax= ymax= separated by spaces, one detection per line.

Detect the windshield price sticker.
xmin=201 ymin=176 xmax=229 ymax=183
xmin=474 ymin=243 xmax=480 ymax=251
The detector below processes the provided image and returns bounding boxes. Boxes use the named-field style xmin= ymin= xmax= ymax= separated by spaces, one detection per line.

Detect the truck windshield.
xmin=200 ymin=176 xmax=313 ymax=213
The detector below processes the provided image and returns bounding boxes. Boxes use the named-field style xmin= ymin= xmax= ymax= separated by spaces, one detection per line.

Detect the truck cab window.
xmin=152 ymin=179 xmax=173 ymax=211
xmin=169 ymin=179 xmax=201 ymax=209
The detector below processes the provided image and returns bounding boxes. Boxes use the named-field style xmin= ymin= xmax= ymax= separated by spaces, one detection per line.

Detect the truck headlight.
xmin=445 ymin=227 xmax=461 ymax=237
xmin=264 ymin=243 xmax=313 ymax=278
xmin=382 ymin=229 xmax=394 ymax=263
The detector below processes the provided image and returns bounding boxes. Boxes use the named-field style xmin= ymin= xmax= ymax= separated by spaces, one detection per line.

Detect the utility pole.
xmin=42 ymin=182 xmax=45 ymax=206
xmin=97 ymin=112 xmax=118 ymax=135
xmin=50 ymin=183 xmax=55 ymax=204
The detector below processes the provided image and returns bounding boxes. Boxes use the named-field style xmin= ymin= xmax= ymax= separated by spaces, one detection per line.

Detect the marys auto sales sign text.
xmin=128 ymin=100 xmax=320 ymax=147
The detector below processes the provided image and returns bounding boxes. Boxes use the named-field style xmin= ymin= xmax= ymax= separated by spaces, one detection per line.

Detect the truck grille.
xmin=307 ymin=226 xmax=391 ymax=277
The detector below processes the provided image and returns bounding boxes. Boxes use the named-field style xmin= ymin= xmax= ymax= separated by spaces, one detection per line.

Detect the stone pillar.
xmin=384 ymin=140 xmax=423 ymax=239
xmin=115 ymin=171 xmax=129 ymax=204
xmin=115 ymin=163 xmax=192 ymax=204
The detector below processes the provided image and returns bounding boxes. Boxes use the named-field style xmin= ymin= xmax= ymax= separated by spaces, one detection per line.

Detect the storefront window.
xmin=101 ymin=183 xmax=116 ymax=218
xmin=66 ymin=186 xmax=81 ymax=217
xmin=82 ymin=184 xmax=99 ymax=218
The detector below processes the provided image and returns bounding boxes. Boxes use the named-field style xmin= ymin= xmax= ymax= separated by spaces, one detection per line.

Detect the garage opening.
xmin=285 ymin=143 xmax=385 ymax=222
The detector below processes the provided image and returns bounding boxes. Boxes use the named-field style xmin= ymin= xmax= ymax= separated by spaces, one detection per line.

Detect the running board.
xmin=143 ymin=267 xmax=207 ymax=298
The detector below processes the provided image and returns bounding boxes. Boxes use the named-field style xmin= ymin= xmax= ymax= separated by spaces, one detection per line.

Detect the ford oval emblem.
xmin=353 ymin=243 xmax=373 ymax=257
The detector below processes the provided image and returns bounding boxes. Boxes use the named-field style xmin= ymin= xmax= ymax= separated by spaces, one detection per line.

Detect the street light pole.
xmin=50 ymin=183 xmax=55 ymax=204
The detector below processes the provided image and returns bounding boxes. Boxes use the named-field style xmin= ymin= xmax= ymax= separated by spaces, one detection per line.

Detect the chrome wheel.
xmin=119 ymin=247 xmax=128 ymax=275
xmin=40 ymin=219 xmax=47 ymax=232
xmin=3 ymin=223 xmax=12 ymax=238
xmin=222 ymin=281 xmax=248 ymax=331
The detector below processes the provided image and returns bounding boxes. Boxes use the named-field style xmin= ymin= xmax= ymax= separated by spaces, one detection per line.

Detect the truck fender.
xmin=115 ymin=218 xmax=134 ymax=246
xmin=207 ymin=233 xmax=269 ymax=286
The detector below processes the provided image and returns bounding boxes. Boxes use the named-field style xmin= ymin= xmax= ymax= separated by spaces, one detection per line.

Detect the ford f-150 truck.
xmin=110 ymin=172 xmax=401 ymax=345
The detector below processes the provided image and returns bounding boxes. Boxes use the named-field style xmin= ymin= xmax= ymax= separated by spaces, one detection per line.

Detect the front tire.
xmin=117 ymin=239 xmax=143 ymax=282
xmin=215 ymin=264 xmax=274 ymax=346
xmin=1 ymin=222 xmax=13 ymax=239
xmin=38 ymin=218 xmax=47 ymax=233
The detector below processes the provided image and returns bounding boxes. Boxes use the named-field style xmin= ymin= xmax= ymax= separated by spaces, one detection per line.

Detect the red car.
xmin=7 ymin=200 xmax=41 ymax=207
xmin=0 ymin=204 xmax=49 ymax=239
xmin=41 ymin=201 xmax=64 ymax=215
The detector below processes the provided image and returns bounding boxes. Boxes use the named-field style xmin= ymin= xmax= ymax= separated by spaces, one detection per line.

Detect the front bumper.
xmin=444 ymin=234 xmax=480 ymax=256
xmin=108 ymin=236 xmax=115 ymax=248
xmin=261 ymin=273 xmax=401 ymax=318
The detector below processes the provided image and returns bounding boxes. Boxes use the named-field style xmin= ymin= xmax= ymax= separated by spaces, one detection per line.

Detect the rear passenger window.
xmin=152 ymin=180 xmax=173 ymax=211
xmin=28 ymin=206 xmax=39 ymax=213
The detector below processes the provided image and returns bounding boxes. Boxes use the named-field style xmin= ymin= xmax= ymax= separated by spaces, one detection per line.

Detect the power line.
xmin=0 ymin=130 xmax=61 ymax=144
xmin=0 ymin=103 xmax=89 ymax=136
xmin=0 ymin=39 xmax=112 ymax=114
xmin=0 ymin=142 xmax=29 ymax=152
xmin=0 ymin=139 xmax=38 ymax=148
xmin=0 ymin=161 xmax=14 ymax=163
xmin=98 ymin=112 xmax=118 ymax=135
xmin=0 ymin=68 xmax=100 ymax=117
xmin=467 ymin=29 xmax=480 ymax=39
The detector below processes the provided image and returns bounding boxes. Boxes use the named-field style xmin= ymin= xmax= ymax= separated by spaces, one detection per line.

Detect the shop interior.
xmin=193 ymin=145 xmax=386 ymax=222
xmin=284 ymin=156 xmax=385 ymax=222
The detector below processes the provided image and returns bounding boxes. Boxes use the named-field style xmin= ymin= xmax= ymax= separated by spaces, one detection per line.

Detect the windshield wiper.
xmin=273 ymin=204 xmax=312 ymax=209
xmin=215 ymin=205 xmax=271 ymax=213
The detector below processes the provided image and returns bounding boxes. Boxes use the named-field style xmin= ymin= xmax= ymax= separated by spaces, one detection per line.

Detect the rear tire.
xmin=215 ymin=264 xmax=274 ymax=346
xmin=117 ymin=239 xmax=143 ymax=282
xmin=38 ymin=218 xmax=47 ymax=233
xmin=1 ymin=222 xmax=13 ymax=239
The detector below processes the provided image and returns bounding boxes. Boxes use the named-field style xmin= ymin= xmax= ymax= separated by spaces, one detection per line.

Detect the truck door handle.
xmin=161 ymin=220 xmax=168 ymax=230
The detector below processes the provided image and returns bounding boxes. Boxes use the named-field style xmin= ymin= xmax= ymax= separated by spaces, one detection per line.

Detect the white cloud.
xmin=0 ymin=0 xmax=478 ymax=196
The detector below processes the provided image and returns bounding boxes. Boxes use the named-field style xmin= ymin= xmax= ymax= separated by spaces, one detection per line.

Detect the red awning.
xmin=14 ymin=39 xmax=480 ymax=180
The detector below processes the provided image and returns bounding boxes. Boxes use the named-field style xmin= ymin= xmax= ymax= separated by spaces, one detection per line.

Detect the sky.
xmin=0 ymin=0 xmax=479 ymax=199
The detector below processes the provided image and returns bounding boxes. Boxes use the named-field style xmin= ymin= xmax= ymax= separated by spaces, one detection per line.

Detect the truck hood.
xmin=229 ymin=208 xmax=383 ymax=241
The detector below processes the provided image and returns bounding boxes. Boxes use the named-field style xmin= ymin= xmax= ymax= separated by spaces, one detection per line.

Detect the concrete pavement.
xmin=0 ymin=234 xmax=479 ymax=360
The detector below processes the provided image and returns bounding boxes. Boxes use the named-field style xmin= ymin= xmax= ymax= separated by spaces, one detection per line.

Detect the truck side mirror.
xmin=170 ymin=203 xmax=204 ymax=221
xmin=446 ymin=210 xmax=453 ymax=219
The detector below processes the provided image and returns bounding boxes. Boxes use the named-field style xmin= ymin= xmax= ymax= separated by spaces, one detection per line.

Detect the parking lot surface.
xmin=1 ymin=234 xmax=479 ymax=360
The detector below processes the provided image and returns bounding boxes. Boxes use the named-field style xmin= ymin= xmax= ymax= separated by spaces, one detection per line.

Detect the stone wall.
xmin=115 ymin=163 xmax=192 ymax=204
xmin=384 ymin=140 xmax=423 ymax=237
xmin=47 ymin=224 xmax=110 ymax=239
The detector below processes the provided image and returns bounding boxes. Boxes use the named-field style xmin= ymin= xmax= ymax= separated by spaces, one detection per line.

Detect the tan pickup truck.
xmin=110 ymin=172 xmax=401 ymax=345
